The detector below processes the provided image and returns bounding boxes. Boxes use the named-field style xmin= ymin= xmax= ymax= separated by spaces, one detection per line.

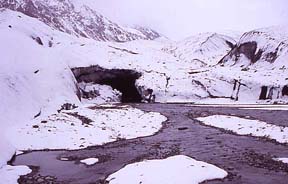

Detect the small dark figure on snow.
xmin=143 ymin=88 xmax=155 ymax=103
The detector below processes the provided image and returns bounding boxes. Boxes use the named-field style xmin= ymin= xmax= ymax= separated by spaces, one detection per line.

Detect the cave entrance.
xmin=283 ymin=85 xmax=288 ymax=96
xmin=98 ymin=74 xmax=142 ymax=103
xmin=259 ymin=86 xmax=268 ymax=100
xmin=72 ymin=66 xmax=142 ymax=103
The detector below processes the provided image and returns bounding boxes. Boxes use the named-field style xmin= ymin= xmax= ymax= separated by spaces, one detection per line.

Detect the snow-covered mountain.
xmin=211 ymin=26 xmax=288 ymax=102
xmin=0 ymin=0 xmax=160 ymax=42
xmin=164 ymin=33 xmax=236 ymax=68
xmin=220 ymin=26 xmax=288 ymax=69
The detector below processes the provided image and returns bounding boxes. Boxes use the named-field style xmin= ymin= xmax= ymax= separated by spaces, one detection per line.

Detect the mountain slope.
xmin=2 ymin=7 xmax=287 ymax=107
xmin=0 ymin=8 xmax=80 ymax=132
xmin=164 ymin=33 xmax=236 ymax=68
xmin=0 ymin=0 xmax=160 ymax=42
xmin=220 ymin=26 xmax=288 ymax=69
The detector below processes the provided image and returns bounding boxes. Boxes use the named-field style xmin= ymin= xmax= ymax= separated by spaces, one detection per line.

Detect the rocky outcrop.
xmin=0 ymin=0 xmax=160 ymax=42
xmin=219 ymin=27 xmax=288 ymax=68
xmin=133 ymin=26 xmax=161 ymax=40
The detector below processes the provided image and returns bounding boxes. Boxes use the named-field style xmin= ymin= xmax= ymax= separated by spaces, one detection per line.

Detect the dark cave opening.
xmin=72 ymin=66 xmax=142 ymax=103
xmin=282 ymin=85 xmax=288 ymax=96
xmin=259 ymin=86 xmax=268 ymax=100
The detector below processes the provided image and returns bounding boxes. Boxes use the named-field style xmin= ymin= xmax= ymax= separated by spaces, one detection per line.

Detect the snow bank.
xmin=240 ymin=107 xmax=288 ymax=111
xmin=5 ymin=105 xmax=167 ymax=150
xmin=80 ymin=158 xmax=99 ymax=165
xmin=274 ymin=158 xmax=288 ymax=164
xmin=187 ymin=104 xmax=288 ymax=108
xmin=78 ymin=82 xmax=121 ymax=104
xmin=0 ymin=138 xmax=16 ymax=169
xmin=197 ymin=115 xmax=288 ymax=144
xmin=0 ymin=9 xmax=80 ymax=167
xmin=105 ymin=155 xmax=227 ymax=184
xmin=0 ymin=165 xmax=31 ymax=184
xmin=0 ymin=25 xmax=80 ymax=128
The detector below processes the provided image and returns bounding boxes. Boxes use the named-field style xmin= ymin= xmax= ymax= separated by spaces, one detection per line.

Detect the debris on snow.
xmin=5 ymin=105 xmax=167 ymax=150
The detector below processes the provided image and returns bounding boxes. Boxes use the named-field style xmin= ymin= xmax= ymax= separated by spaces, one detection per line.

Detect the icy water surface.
xmin=13 ymin=104 xmax=288 ymax=184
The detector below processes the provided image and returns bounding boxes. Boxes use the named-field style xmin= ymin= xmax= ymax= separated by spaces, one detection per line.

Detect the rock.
xmin=178 ymin=127 xmax=188 ymax=131
xmin=37 ymin=178 xmax=44 ymax=183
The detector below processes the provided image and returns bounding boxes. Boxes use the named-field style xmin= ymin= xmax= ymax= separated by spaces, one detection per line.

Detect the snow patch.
xmin=5 ymin=106 xmax=167 ymax=150
xmin=0 ymin=165 xmax=31 ymax=184
xmin=197 ymin=115 xmax=288 ymax=144
xmin=105 ymin=155 xmax=227 ymax=184
xmin=60 ymin=157 xmax=69 ymax=161
xmin=80 ymin=158 xmax=99 ymax=165
xmin=274 ymin=158 xmax=288 ymax=164
xmin=240 ymin=107 xmax=288 ymax=111
xmin=187 ymin=104 xmax=288 ymax=108
xmin=0 ymin=138 xmax=16 ymax=168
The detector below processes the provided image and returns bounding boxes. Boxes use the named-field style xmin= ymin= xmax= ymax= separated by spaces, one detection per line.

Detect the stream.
xmin=13 ymin=103 xmax=288 ymax=184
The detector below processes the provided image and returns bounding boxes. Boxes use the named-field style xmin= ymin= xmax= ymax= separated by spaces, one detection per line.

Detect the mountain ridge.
xmin=0 ymin=0 xmax=161 ymax=42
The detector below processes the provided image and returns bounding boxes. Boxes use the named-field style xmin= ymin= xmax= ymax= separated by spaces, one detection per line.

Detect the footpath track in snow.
xmin=13 ymin=104 xmax=288 ymax=184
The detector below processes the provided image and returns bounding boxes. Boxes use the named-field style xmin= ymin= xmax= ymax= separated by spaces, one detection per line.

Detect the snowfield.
xmin=5 ymin=105 xmax=167 ymax=150
xmin=197 ymin=115 xmax=288 ymax=144
xmin=1 ymin=8 xmax=288 ymax=107
xmin=105 ymin=155 xmax=228 ymax=184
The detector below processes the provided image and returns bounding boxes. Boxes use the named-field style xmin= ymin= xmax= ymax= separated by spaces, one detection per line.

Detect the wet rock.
xmin=37 ymin=178 xmax=44 ymax=183
xmin=58 ymin=103 xmax=78 ymax=112
xmin=31 ymin=36 xmax=43 ymax=46
xmin=178 ymin=127 xmax=188 ymax=131
xmin=142 ymin=88 xmax=156 ymax=103
xmin=48 ymin=40 xmax=53 ymax=47
xmin=219 ymin=41 xmax=258 ymax=65
xmin=33 ymin=110 xmax=41 ymax=118
xmin=65 ymin=112 xmax=93 ymax=126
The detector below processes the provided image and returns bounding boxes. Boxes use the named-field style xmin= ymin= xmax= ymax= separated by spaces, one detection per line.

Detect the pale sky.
xmin=73 ymin=0 xmax=288 ymax=40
